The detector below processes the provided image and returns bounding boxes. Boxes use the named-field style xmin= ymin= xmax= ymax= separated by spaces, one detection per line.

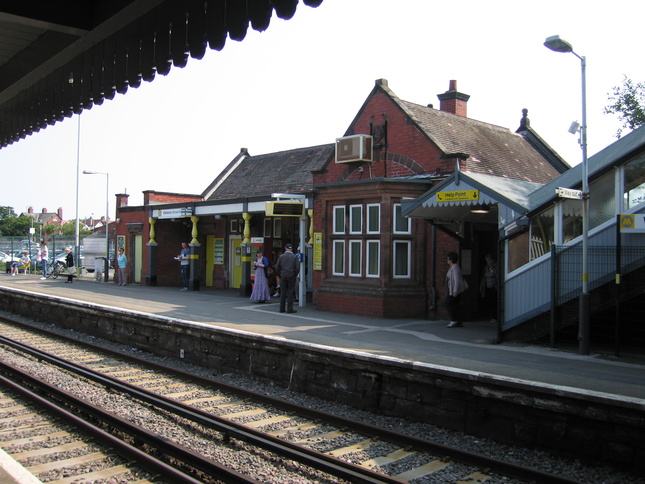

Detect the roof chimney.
xmin=116 ymin=193 xmax=130 ymax=208
xmin=42 ymin=208 xmax=48 ymax=213
xmin=437 ymin=80 xmax=470 ymax=117
xmin=57 ymin=207 xmax=63 ymax=219
xmin=28 ymin=206 xmax=34 ymax=214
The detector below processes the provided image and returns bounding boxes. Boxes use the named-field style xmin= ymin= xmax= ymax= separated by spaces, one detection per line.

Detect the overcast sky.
xmin=2 ymin=0 xmax=644 ymax=222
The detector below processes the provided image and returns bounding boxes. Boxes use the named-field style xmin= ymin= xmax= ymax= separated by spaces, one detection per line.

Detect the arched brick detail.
xmin=339 ymin=152 xmax=424 ymax=182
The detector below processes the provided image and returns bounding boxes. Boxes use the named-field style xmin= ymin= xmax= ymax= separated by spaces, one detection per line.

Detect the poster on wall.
xmin=117 ymin=235 xmax=125 ymax=249
xmin=214 ymin=238 xmax=224 ymax=264
xmin=314 ymin=232 xmax=322 ymax=270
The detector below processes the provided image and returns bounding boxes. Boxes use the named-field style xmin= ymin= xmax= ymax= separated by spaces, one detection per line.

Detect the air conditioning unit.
xmin=265 ymin=201 xmax=305 ymax=217
xmin=335 ymin=134 xmax=373 ymax=163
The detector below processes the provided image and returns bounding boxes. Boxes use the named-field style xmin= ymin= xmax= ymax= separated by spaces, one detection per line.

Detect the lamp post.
xmin=83 ymin=170 xmax=110 ymax=282
xmin=544 ymin=35 xmax=589 ymax=355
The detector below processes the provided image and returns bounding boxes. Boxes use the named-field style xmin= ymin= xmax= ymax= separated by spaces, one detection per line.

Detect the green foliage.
xmin=59 ymin=221 xmax=91 ymax=236
xmin=0 ymin=206 xmax=17 ymax=221
xmin=604 ymin=76 xmax=645 ymax=138
xmin=0 ymin=214 xmax=33 ymax=236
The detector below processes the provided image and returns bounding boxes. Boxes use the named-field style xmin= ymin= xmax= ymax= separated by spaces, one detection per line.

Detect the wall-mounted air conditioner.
xmin=335 ymin=134 xmax=373 ymax=163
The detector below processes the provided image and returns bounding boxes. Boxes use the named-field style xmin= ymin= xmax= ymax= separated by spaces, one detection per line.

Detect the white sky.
xmin=2 ymin=0 xmax=644 ymax=221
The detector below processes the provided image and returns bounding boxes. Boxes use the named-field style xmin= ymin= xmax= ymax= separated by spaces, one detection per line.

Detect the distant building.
xmin=22 ymin=207 xmax=64 ymax=235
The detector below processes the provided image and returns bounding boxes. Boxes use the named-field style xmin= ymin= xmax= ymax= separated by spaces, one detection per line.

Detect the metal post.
xmin=544 ymin=36 xmax=590 ymax=355
xmin=105 ymin=172 xmax=110 ymax=282
xmin=578 ymin=52 xmax=590 ymax=355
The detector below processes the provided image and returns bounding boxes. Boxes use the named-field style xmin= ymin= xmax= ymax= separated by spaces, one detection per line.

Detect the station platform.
xmin=1 ymin=274 xmax=644 ymax=403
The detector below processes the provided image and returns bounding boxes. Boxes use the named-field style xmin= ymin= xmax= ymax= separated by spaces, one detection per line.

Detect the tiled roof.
xmin=401 ymin=100 xmax=565 ymax=184
xmin=205 ymin=144 xmax=334 ymax=201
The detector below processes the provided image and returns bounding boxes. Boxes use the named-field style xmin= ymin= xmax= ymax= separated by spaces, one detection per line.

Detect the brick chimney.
xmin=57 ymin=207 xmax=63 ymax=219
xmin=28 ymin=206 xmax=34 ymax=214
xmin=42 ymin=208 xmax=48 ymax=213
xmin=437 ymin=80 xmax=470 ymax=117
xmin=116 ymin=193 xmax=129 ymax=208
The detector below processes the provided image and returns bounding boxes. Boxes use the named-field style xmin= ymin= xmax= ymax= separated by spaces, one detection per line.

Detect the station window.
xmin=349 ymin=240 xmax=362 ymax=276
xmin=393 ymin=203 xmax=411 ymax=234
xmin=333 ymin=206 xmax=345 ymax=234
xmin=366 ymin=240 xmax=380 ymax=277
xmin=393 ymin=240 xmax=411 ymax=278
xmin=332 ymin=240 xmax=345 ymax=275
xmin=590 ymin=171 xmax=615 ymax=229
xmin=530 ymin=206 xmax=554 ymax=260
xmin=349 ymin=205 xmax=363 ymax=234
xmin=366 ymin=204 xmax=380 ymax=234
xmin=624 ymin=154 xmax=645 ymax=209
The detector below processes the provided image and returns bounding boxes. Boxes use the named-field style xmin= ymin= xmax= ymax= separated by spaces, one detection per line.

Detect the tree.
xmin=0 ymin=214 xmax=32 ymax=236
xmin=604 ymin=76 xmax=645 ymax=138
xmin=59 ymin=221 xmax=91 ymax=236
xmin=0 ymin=206 xmax=16 ymax=221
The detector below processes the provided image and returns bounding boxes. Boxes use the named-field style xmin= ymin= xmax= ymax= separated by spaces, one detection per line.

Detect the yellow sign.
xmin=620 ymin=214 xmax=635 ymax=230
xmin=619 ymin=214 xmax=645 ymax=232
xmin=436 ymin=190 xmax=479 ymax=202
xmin=313 ymin=232 xmax=322 ymax=270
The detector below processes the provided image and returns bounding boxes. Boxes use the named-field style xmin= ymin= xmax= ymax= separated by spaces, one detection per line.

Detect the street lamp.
xmin=544 ymin=35 xmax=590 ymax=355
xmin=83 ymin=170 xmax=110 ymax=282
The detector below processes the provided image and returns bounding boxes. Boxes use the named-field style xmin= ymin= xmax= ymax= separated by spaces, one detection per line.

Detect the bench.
xmin=16 ymin=261 xmax=30 ymax=274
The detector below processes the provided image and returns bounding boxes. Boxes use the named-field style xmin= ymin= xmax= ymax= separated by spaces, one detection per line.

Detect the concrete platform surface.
xmin=1 ymin=274 xmax=644 ymax=403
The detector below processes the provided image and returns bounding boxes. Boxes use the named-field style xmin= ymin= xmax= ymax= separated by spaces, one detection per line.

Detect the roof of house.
xmin=350 ymin=80 xmax=569 ymax=185
xmin=402 ymin=100 xmax=567 ymax=184
xmin=204 ymin=144 xmax=334 ymax=202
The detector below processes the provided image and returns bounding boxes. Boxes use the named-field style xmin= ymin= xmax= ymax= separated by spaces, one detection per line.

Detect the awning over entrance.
xmin=402 ymin=170 xmax=542 ymax=229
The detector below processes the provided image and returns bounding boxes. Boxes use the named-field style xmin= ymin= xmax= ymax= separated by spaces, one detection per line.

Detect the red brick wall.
xmin=312 ymin=86 xmax=464 ymax=319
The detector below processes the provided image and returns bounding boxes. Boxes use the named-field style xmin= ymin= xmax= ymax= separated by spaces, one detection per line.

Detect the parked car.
xmin=0 ymin=251 xmax=10 ymax=262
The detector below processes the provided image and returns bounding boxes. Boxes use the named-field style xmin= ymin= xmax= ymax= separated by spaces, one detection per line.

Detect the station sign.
xmin=436 ymin=190 xmax=479 ymax=202
xmin=156 ymin=207 xmax=193 ymax=219
xmin=556 ymin=187 xmax=583 ymax=200
xmin=619 ymin=214 xmax=645 ymax=233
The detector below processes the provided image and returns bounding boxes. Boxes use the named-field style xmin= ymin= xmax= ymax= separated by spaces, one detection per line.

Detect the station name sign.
xmin=436 ymin=190 xmax=479 ymax=202
xmin=156 ymin=207 xmax=193 ymax=219
xmin=555 ymin=187 xmax=583 ymax=200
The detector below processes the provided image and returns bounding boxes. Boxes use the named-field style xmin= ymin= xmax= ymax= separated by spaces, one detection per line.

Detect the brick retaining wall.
xmin=1 ymin=287 xmax=643 ymax=471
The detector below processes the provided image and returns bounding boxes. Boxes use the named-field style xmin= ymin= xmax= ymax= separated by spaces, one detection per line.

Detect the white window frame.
xmin=393 ymin=240 xmax=411 ymax=278
xmin=333 ymin=206 xmax=345 ymax=234
xmin=366 ymin=240 xmax=380 ymax=277
xmin=332 ymin=240 xmax=345 ymax=276
xmin=349 ymin=204 xmax=363 ymax=234
xmin=393 ymin=203 xmax=411 ymax=234
xmin=349 ymin=240 xmax=362 ymax=277
xmin=366 ymin=203 xmax=380 ymax=234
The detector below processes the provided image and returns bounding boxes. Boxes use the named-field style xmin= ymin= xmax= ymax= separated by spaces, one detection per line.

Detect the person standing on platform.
xmin=64 ymin=247 xmax=75 ymax=284
xmin=250 ymin=250 xmax=271 ymax=303
xmin=445 ymin=251 xmax=467 ymax=328
xmin=40 ymin=240 xmax=49 ymax=279
xmin=479 ymin=253 xmax=498 ymax=322
xmin=117 ymin=248 xmax=128 ymax=286
xmin=176 ymin=242 xmax=190 ymax=291
xmin=275 ymin=243 xmax=299 ymax=313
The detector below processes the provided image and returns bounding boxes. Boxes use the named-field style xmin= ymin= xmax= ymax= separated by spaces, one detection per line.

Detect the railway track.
xmin=0 ymin=315 xmax=581 ymax=484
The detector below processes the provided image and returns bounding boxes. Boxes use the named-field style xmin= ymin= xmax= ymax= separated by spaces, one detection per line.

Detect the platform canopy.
xmin=0 ymin=0 xmax=323 ymax=148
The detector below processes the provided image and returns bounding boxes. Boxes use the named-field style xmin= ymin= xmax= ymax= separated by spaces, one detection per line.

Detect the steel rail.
xmin=0 ymin=370 xmax=209 ymax=484
xmin=0 ymin=334 xmax=406 ymax=484
xmin=0 ymin=316 xmax=582 ymax=484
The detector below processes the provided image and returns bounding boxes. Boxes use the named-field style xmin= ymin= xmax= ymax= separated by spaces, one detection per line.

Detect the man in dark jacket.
xmin=274 ymin=243 xmax=299 ymax=313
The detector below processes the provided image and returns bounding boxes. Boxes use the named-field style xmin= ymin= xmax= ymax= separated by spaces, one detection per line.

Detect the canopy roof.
xmin=0 ymin=0 xmax=323 ymax=148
